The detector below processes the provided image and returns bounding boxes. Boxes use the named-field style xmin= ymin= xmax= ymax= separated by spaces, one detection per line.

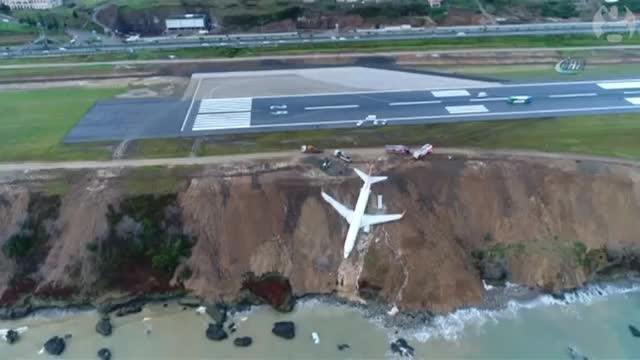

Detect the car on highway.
xmin=456 ymin=32 xmax=466 ymax=36
xmin=507 ymin=96 xmax=532 ymax=104
xmin=270 ymin=105 xmax=287 ymax=110
xmin=373 ymin=119 xmax=387 ymax=126
xmin=271 ymin=110 xmax=288 ymax=115
xmin=477 ymin=91 xmax=488 ymax=97
xmin=365 ymin=114 xmax=377 ymax=121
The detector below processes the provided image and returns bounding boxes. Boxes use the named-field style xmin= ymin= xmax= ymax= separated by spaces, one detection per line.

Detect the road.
xmin=1 ymin=148 xmax=638 ymax=173
xmin=6 ymin=44 xmax=640 ymax=69
xmin=64 ymin=78 xmax=640 ymax=143
xmin=1 ymin=20 xmax=636 ymax=59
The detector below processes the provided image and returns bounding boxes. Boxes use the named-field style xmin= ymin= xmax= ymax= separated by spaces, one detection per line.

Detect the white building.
xmin=0 ymin=0 xmax=62 ymax=9
xmin=165 ymin=14 xmax=209 ymax=32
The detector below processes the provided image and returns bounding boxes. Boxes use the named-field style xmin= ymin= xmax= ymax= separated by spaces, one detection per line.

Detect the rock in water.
xmin=337 ymin=344 xmax=350 ymax=351
xmin=178 ymin=296 xmax=202 ymax=308
xmin=5 ymin=329 xmax=19 ymax=344
xmin=233 ymin=336 xmax=253 ymax=347
xmin=115 ymin=305 xmax=142 ymax=317
xmin=242 ymin=273 xmax=295 ymax=312
xmin=97 ymin=348 xmax=112 ymax=360
xmin=95 ymin=317 xmax=113 ymax=337
xmin=206 ymin=303 xmax=227 ymax=324
xmin=272 ymin=321 xmax=295 ymax=339
xmin=205 ymin=323 xmax=228 ymax=341
xmin=390 ymin=338 xmax=415 ymax=358
xmin=568 ymin=346 xmax=588 ymax=360
xmin=44 ymin=336 xmax=66 ymax=356
xmin=630 ymin=325 xmax=640 ymax=337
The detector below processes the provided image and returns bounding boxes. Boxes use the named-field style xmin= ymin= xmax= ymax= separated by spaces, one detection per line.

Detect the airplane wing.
xmin=360 ymin=213 xmax=404 ymax=228
xmin=321 ymin=192 xmax=354 ymax=224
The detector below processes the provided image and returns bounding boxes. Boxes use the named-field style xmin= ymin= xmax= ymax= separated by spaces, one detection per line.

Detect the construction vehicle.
xmin=412 ymin=144 xmax=433 ymax=159
xmin=300 ymin=145 xmax=322 ymax=154
xmin=321 ymin=158 xmax=332 ymax=170
xmin=385 ymin=145 xmax=411 ymax=155
xmin=334 ymin=149 xmax=352 ymax=163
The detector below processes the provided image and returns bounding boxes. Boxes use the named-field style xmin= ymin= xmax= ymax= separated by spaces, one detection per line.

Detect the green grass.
xmin=0 ymin=87 xmax=123 ymax=161
xmin=0 ymin=22 xmax=36 ymax=34
xmin=126 ymin=138 xmax=194 ymax=159
xmin=426 ymin=63 xmax=640 ymax=81
xmin=122 ymin=165 xmax=198 ymax=194
xmin=0 ymin=65 xmax=120 ymax=79
xmin=197 ymin=113 xmax=640 ymax=161
xmin=1 ymin=33 xmax=638 ymax=65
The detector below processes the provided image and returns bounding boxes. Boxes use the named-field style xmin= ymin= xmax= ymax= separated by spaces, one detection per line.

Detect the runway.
xmin=66 ymin=78 xmax=640 ymax=143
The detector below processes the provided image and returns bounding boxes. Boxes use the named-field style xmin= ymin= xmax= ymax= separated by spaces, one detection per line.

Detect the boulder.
xmin=272 ymin=321 xmax=295 ymax=339
xmin=115 ymin=305 xmax=142 ymax=317
xmin=5 ymin=329 xmax=19 ymax=344
xmin=337 ymin=343 xmax=350 ymax=351
xmin=629 ymin=325 xmax=640 ymax=337
xmin=233 ymin=336 xmax=253 ymax=347
xmin=242 ymin=273 xmax=295 ymax=312
xmin=206 ymin=303 xmax=227 ymax=324
xmin=97 ymin=348 xmax=112 ymax=360
xmin=178 ymin=296 xmax=202 ymax=308
xmin=95 ymin=317 xmax=113 ymax=337
xmin=44 ymin=336 xmax=66 ymax=356
xmin=390 ymin=338 xmax=415 ymax=358
xmin=206 ymin=323 xmax=228 ymax=341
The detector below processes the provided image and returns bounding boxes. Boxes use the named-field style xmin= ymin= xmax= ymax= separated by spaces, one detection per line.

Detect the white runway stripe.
xmin=192 ymin=112 xmax=251 ymax=131
xmin=549 ymin=93 xmax=597 ymax=98
xmin=389 ymin=100 xmax=442 ymax=106
xmin=598 ymin=81 xmax=640 ymax=90
xmin=625 ymin=97 xmax=640 ymax=105
xmin=445 ymin=105 xmax=489 ymax=114
xmin=304 ymin=104 xmax=359 ymax=110
xmin=469 ymin=97 xmax=508 ymax=102
xmin=431 ymin=90 xmax=470 ymax=98
xmin=199 ymin=98 xmax=253 ymax=114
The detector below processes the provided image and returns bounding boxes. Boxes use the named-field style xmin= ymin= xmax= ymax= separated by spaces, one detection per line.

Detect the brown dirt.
xmin=1 ymin=153 xmax=640 ymax=314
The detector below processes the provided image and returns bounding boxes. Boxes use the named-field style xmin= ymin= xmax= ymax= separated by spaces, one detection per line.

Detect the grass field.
xmin=1 ymin=33 xmax=638 ymax=66
xmin=0 ymin=87 xmax=123 ymax=161
xmin=196 ymin=113 xmax=640 ymax=161
xmin=415 ymin=63 xmax=640 ymax=82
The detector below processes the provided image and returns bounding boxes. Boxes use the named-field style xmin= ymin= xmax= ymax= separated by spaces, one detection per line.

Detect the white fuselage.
xmin=343 ymin=179 xmax=371 ymax=258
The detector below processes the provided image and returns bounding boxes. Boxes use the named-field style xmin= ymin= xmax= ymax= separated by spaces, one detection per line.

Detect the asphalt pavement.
xmin=65 ymin=78 xmax=640 ymax=143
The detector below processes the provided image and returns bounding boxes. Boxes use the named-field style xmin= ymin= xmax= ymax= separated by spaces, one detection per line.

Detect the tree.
xmin=0 ymin=3 xmax=10 ymax=14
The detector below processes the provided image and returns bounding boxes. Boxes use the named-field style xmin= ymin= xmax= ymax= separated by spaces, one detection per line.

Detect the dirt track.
xmin=0 ymin=148 xmax=638 ymax=173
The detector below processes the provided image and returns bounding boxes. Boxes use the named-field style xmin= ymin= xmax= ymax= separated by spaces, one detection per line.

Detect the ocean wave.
xmin=400 ymin=281 xmax=640 ymax=343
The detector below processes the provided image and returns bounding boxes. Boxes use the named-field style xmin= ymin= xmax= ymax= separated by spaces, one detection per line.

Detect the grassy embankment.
xmin=0 ymin=21 xmax=37 ymax=46
xmin=421 ymin=63 xmax=640 ymax=82
xmin=0 ymin=87 xmax=122 ymax=161
xmin=2 ymin=86 xmax=640 ymax=162
xmin=1 ymin=33 xmax=639 ymax=66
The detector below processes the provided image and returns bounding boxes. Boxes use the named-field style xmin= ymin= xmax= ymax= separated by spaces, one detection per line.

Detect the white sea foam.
xmin=396 ymin=281 xmax=640 ymax=343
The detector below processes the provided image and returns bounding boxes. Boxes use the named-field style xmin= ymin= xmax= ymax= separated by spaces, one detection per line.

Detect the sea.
xmin=1 ymin=281 xmax=640 ymax=359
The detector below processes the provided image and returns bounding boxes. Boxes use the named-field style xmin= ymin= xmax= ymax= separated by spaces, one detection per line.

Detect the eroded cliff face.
xmin=1 ymin=155 xmax=640 ymax=315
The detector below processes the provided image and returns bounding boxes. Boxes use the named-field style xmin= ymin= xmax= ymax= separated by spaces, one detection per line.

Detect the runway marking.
xmin=469 ymin=97 xmax=508 ymax=102
xmin=445 ymin=105 xmax=489 ymax=114
xmin=249 ymin=78 xmax=640 ymax=100
xmin=389 ymin=100 xmax=442 ymax=106
xmin=431 ymin=90 xmax=470 ymax=98
xmin=625 ymin=97 xmax=640 ymax=105
xmin=598 ymin=81 xmax=640 ymax=90
xmin=624 ymin=90 xmax=640 ymax=94
xmin=304 ymin=104 xmax=359 ymax=110
xmin=181 ymin=78 xmax=202 ymax=132
xmin=199 ymin=98 xmax=253 ymax=113
xmin=549 ymin=93 xmax=598 ymax=98
xmin=243 ymin=104 xmax=640 ymax=130
xmin=192 ymin=112 xmax=252 ymax=131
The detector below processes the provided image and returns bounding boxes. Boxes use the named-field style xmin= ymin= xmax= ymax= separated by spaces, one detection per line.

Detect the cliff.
xmin=1 ymin=153 xmax=639 ymax=316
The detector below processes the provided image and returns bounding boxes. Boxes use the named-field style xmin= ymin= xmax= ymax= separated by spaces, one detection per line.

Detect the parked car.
xmin=334 ymin=149 xmax=352 ymax=163
xmin=507 ymin=96 xmax=532 ymax=104
xmin=270 ymin=105 xmax=287 ymax=110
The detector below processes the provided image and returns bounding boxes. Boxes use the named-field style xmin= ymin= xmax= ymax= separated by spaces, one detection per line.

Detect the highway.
xmin=3 ymin=20 xmax=637 ymax=59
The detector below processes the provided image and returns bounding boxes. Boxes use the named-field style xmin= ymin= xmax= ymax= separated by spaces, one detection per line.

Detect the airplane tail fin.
xmin=354 ymin=168 xmax=387 ymax=184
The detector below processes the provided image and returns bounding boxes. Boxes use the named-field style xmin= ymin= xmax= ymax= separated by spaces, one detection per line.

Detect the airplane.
xmin=321 ymin=168 xmax=404 ymax=259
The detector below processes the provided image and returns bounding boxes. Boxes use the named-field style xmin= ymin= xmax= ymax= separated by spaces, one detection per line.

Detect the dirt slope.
xmin=1 ymin=154 xmax=640 ymax=314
